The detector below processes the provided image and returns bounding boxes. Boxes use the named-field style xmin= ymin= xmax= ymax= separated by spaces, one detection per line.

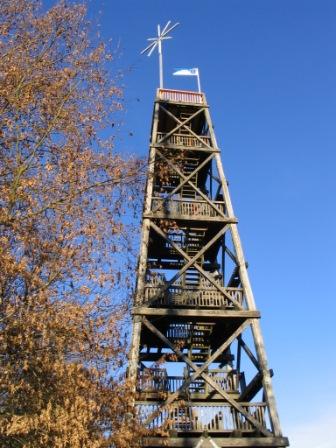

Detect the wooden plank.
xmin=128 ymin=100 xmax=162 ymax=389
xmin=132 ymin=307 xmax=260 ymax=319
xmin=144 ymin=211 xmax=236 ymax=223
xmin=154 ymin=143 xmax=220 ymax=153
xmin=141 ymin=437 xmax=289 ymax=447
xmin=137 ymin=401 xmax=266 ymax=407
xmin=137 ymin=392 xmax=240 ymax=401
xmin=236 ymin=337 xmax=242 ymax=374
xmin=157 ymin=88 xmax=206 ymax=106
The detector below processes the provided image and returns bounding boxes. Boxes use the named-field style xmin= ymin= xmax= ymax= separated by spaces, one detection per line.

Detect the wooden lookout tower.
xmin=128 ymin=88 xmax=289 ymax=448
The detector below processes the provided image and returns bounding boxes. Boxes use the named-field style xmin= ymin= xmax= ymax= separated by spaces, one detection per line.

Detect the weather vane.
xmin=141 ymin=21 xmax=179 ymax=89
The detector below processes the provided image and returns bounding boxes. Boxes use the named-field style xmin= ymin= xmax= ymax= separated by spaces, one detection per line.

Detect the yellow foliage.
xmin=0 ymin=0 xmax=145 ymax=446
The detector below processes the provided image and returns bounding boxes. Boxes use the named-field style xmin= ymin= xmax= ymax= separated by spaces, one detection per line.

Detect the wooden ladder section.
xmin=128 ymin=88 xmax=289 ymax=448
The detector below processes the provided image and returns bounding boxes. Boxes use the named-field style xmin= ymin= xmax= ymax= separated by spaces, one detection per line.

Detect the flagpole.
xmin=157 ymin=25 xmax=163 ymax=88
xmin=196 ymin=69 xmax=201 ymax=93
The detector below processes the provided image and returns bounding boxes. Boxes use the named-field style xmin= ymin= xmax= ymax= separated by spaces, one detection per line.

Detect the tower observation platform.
xmin=128 ymin=88 xmax=289 ymax=448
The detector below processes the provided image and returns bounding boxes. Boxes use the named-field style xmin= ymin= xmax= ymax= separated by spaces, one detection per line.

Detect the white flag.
xmin=173 ymin=68 xmax=199 ymax=76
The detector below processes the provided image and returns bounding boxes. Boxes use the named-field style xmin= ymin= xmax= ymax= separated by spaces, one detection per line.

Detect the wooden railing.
xmin=143 ymin=285 xmax=244 ymax=309
xmin=151 ymin=198 xmax=225 ymax=218
xmin=138 ymin=403 xmax=267 ymax=432
xmin=156 ymin=132 xmax=211 ymax=148
xmin=158 ymin=88 xmax=204 ymax=104
xmin=138 ymin=371 xmax=239 ymax=395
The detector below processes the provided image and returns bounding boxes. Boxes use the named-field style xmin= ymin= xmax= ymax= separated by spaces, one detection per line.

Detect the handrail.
xmin=151 ymin=197 xmax=225 ymax=218
xmin=138 ymin=402 xmax=267 ymax=432
xmin=142 ymin=285 xmax=244 ymax=308
xmin=158 ymin=88 xmax=204 ymax=105
xmin=156 ymin=132 xmax=211 ymax=148
xmin=138 ymin=372 xmax=239 ymax=394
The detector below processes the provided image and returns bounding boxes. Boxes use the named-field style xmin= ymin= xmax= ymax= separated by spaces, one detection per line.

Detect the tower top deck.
xmin=157 ymin=88 xmax=206 ymax=105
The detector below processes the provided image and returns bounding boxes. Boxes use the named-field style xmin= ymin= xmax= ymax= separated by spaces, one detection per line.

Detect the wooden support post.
xmin=135 ymin=103 xmax=159 ymax=304
xmin=128 ymin=316 xmax=142 ymax=389
xmin=203 ymin=106 xmax=283 ymax=437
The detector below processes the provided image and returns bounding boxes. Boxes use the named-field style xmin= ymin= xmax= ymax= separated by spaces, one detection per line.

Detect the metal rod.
xmin=197 ymin=68 xmax=201 ymax=92
xmin=158 ymin=25 xmax=163 ymax=88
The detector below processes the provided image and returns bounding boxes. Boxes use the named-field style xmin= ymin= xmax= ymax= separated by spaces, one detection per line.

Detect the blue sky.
xmin=101 ymin=1 xmax=336 ymax=446
xmin=50 ymin=0 xmax=336 ymax=445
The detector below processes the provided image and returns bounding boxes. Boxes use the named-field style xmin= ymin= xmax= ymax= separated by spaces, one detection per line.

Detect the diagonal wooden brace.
xmin=225 ymin=246 xmax=238 ymax=266
xmin=139 ymin=223 xmax=230 ymax=308
xmin=142 ymin=317 xmax=251 ymax=425
xmin=141 ymin=317 xmax=271 ymax=437
xmin=152 ymin=151 xmax=215 ymax=213
xmin=195 ymin=436 xmax=221 ymax=448
xmin=157 ymin=106 xmax=209 ymax=148
xmin=156 ymin=149 xmax=226 ymax=219
xmin=158 ymin=105 xmax=213 ymax=150
xmin=198 ymin=373 xmax=272 ymax=437
xmin=238 ymin=336 xmax=260 ymax=371
xmin=150 ymin=221 xmax=243 ymax=309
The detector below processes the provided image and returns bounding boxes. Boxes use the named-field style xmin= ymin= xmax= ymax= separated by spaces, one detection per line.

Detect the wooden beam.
xmin=133 ymin=307 xmax=260 ymax=319
xmin=127 ymin=316 xmax=142 ymax=398
xmin=154 ymin=143 xmax=220 ymax=154
xmin=144 ymin=211 xmax=235 ymax=223
xmin=134 ymin=101 xmax=160 ymax=305
xmin=239 ymin=336 xmax=260 ymax=371
xmin=225 ymin=246 xmax=238 ymax=265
xmin=141 ymin=437 xmax=289 ymax=447
xmin=239 ymin=372 xmax=264 ymax=402
xmin=236 ymin=336 xmax=242 ymax=374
